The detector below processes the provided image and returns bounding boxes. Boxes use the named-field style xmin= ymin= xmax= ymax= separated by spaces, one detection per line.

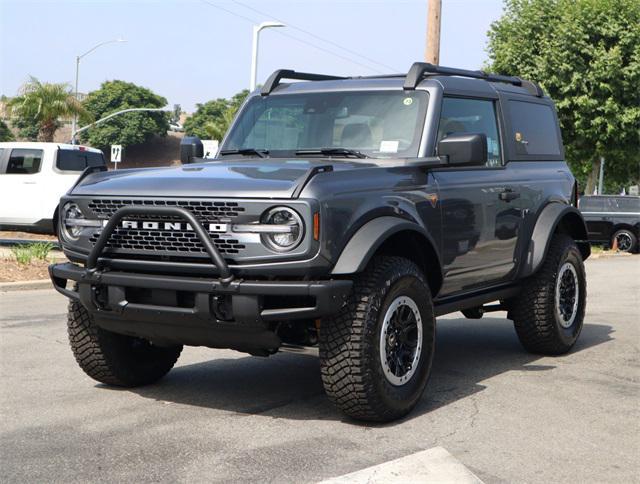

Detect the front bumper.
xmin=51 ymin=203 xmax=351 ymax=352
xmin=50 ymin=262 xmax=352 ymax=351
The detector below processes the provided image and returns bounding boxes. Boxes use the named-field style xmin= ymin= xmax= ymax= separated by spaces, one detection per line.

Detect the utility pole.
xmin=425 ymin=0 xmax=442 ymax=65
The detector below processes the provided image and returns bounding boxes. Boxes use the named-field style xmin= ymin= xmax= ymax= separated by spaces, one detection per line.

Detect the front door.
xmin=0 ymin=147 xmax=45 ymax=225
xmin=433 ymin=97 xmax=523 ymax=296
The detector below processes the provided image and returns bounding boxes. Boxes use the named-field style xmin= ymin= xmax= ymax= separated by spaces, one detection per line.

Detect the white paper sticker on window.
xmin=379 ymin=140 xmax=399 ymax=153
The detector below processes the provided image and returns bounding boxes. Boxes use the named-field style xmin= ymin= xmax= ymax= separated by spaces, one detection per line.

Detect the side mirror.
xmin=180 ymin=136 xmax=204 ymax=164
xmin=437 ymin=133 xmax=487 ymax=166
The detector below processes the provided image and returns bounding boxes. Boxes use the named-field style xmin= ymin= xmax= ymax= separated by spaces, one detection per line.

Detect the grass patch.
xmin=11 ymin=242 xmax=55 ymax=265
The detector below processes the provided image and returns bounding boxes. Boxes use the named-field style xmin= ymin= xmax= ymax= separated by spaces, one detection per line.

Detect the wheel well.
xmin=374 ymin=230 xmax=442 ymax=297
xmin=554 ymin=211 xmax=590 ymax=260
xmin=52 ymin=206 xmax=59 ymax=236
xmin=611 ymin=224 xmax=638 ymax=236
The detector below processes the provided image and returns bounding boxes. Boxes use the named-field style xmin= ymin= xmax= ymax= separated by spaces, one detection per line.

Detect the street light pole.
xmin=72 ymin=38 xmax=127 ymax=144
xmin=71 ymin=107 xmax=168 ymax=140
xmin=250 ymin=21 xmax=285 ymax=92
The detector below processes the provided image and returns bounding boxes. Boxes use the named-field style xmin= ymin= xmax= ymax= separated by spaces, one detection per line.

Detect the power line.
xmin=230 ymin=0 xmax=400 ymax=72
xmin=199 ymin=0 xmax=387 ymax=74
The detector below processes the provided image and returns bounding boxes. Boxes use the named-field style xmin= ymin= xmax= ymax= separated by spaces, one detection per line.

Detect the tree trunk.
xmin=37 ymin=120 xmax=57 ymax=142
xmin=584 ymin=157 xmax=601 ymax=195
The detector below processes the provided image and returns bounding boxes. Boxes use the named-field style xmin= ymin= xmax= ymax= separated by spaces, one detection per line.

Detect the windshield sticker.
xmin=380 ymin=140 xmax=399 ymax=153
xmin=403 ymin=97 xmax=414 ymax=106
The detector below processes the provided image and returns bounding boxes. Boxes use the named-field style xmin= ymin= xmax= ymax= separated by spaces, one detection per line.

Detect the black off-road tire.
xmin=319 ymin=256 xmax=435 ymax=422
xmin=611 ymin=229 xmax=638 ymax=253
xmin=67 ymin=300 xmax=182 ymax=387
xmin=509 ymin=234 xmax=586 ymax=355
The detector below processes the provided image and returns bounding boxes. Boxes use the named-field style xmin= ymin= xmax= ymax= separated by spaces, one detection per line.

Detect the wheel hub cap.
xmin=616 ymin=233 xmax=632 ymax=252
xmin=380 ymin=296 xmax=423 ymax=386
xmin=555 ymin=262 xmax=579 ymax=328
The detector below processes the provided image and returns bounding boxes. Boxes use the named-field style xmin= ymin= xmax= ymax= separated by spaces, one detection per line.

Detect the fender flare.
xmin=520 ymin=203 xmax=590 ymax=278
xmin=331 ymin=216 xmax=438 ymax=275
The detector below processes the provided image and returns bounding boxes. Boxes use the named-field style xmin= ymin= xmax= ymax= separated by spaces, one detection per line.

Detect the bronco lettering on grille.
xmin=120 ymin=220 xmax=228 ymax=232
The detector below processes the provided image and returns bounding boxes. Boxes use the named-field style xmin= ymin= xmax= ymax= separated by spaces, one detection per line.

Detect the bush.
xmin=11 ymin=242 xmax=55 ymax=265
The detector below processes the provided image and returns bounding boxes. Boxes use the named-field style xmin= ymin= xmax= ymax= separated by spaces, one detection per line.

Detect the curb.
xmin=0 ymin=279 xmax=53 ymax=292
xmin=588 ymin=251 xmax=634 ymax=260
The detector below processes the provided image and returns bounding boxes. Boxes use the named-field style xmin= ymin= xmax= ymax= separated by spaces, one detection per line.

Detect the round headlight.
xmin=61 ymin=203 xmax=84 ymax=240
xmin=260 ymin=207 xmax=304 ymax=251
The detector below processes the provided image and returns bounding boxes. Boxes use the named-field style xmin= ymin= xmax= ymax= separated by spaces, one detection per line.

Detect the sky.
xmin=0 ymin=0 xmax=505 ymax=112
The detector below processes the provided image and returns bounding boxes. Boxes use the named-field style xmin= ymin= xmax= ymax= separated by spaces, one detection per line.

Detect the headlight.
xmin=61 ymin=203 xmax=101 ymax=241
xmin=61 ymin=203 xmax=84 ymax=240
xmin=260 ymin=207 xmax=304 ymax=251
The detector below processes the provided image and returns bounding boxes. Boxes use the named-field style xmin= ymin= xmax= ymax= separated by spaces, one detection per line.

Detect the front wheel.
xmin=319 ymin=256 xmax=435 ymax=422
xmin=67 ymin=301 xmax=182 ymax=387
xmin=508 ymin=234 xmax=586 ymax=355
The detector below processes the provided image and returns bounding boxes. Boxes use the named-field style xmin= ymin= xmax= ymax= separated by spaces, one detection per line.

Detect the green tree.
xmin=486 ymin=0 xmax=640 ymax=193
xmin=0 ymin=119 xmax=15 ymax=141
xmin=7 ymin=77 xmax=86 ymax=142
xmin=184 ymin=90 xmax=249 ymax=140
xmin=80 ymin=80 xmax=168 ymax=149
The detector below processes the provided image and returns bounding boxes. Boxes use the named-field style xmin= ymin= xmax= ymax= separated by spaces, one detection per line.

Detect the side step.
xmin=433 ymin=285 xmax=519 ymax=317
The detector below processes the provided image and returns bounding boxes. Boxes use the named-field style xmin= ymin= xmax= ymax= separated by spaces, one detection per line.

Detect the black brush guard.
xmin=49 ymin=206 xmax=352 ymax=351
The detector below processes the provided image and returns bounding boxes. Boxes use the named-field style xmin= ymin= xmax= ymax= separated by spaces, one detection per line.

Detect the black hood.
xmin=70 ymin=159 xmax=369 ymax=199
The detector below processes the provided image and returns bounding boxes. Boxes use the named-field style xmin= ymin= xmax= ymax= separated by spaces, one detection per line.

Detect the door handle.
xmin=22 ymin=181 xmax=36 ymax=185
xmin=499 ymin=188 xmax=520 ymax=202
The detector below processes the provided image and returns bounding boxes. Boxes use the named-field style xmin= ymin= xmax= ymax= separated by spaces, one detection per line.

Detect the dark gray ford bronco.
xmin=50 ymin=63 xmax=590 ymax=422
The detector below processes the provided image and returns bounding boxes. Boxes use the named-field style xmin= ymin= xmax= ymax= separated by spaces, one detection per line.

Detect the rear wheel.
xmin=508 ymin=234 xmax=586 ymax=355
xmin=67 ymin=301 xmax=182 ymax=387
xmin=319 ymin=256 xmax=435 ymax=422
xmin=612 ymin=229 xmax=637 ymax=253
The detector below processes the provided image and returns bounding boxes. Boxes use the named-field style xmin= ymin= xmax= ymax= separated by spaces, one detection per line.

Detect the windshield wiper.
xmin=219 ymin=148 xmax=269 ymax=158
xmin=295 ymin=148 xmax=370 ymax=159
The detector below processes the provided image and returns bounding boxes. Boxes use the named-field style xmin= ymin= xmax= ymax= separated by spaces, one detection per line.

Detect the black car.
xmin=578 ymin=195 xmax=640 ymax=253
xmin=49 ymin=63 xmax=590 ymax=422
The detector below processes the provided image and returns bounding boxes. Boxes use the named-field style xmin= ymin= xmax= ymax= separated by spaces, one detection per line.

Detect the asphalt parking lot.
xmin=1 ymin=256 xmax=638 ymax=483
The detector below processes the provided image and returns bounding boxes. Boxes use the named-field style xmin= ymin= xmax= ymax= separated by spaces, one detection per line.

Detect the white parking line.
xmin=319 ymin=446 xmax=484 ymax=484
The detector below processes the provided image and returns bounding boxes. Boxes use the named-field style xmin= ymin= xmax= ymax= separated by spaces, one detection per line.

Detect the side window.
xmin=608 ymin=197 xmax=640 ymax=213
xmin=579 ymin=197 xmax=605 ymax=212
xmin=86 ymin=151 xmax=106 ymax=168
xmin=57 ymin=150 xmax=87 ymax=171
xmin=508 ymin=101 xmax=561 ymax=157
xmin=6 ymin=149 xmax=43 ymax=174
xmin=437 ymin=97 xmax=502 ymax=167
xmin=56 ymin=150 xmax=105 ymax=171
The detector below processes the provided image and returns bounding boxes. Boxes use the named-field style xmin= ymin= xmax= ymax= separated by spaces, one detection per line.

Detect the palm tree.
xmin=8 ymin=77 xmax=87 ymax=142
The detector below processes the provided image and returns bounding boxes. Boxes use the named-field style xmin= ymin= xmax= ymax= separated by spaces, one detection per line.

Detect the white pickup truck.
xmin=0 ymin=142 xmax=105 ymax=234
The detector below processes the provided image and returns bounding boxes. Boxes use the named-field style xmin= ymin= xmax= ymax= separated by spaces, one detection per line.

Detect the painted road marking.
xmin=319 ymin=446 xmax=483 ymax=484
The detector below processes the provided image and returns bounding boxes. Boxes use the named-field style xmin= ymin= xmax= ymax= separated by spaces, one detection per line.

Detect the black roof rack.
xmin=261 ymin=69 xmax=346 ymax=96
xmin=260 ymin=63 xmax=544 ymax=97
xmin=403 ymin=62 xmax=544 ymax=97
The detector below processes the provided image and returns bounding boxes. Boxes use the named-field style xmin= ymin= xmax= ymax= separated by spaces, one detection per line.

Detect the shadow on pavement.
xmin=120 ymin=318 xmax=613 ymax=422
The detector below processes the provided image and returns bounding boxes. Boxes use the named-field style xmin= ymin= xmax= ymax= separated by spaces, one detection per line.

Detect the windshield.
xmin=221 ymin=90 xmax=429 ymax=158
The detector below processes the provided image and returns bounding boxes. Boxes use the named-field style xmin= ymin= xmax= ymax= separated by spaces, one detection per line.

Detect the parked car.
xmin=0 ymin=142 xmax=105 ymax=234
xmin=579 ymin=195 xmax=640 ymax=252
xmin=49 ymin=62 xmax=590 ymax=422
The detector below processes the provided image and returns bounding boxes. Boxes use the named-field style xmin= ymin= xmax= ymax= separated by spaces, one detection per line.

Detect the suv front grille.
xmin=86 ymin=198 xmax=249 ymax=258
xmin=88 ymin=199 xmax=245 ymax=220
xmin=89 ymin=229 xmax=246 ymax=255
